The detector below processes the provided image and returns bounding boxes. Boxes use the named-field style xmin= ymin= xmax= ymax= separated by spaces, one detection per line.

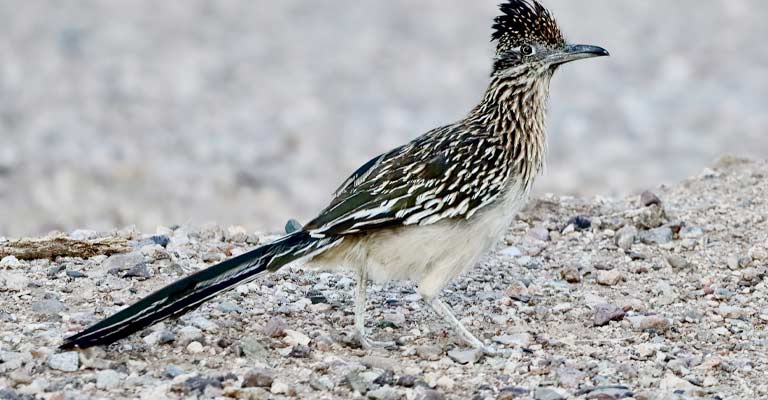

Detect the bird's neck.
xmin=466 ymin=72 xmax=552 ymax=188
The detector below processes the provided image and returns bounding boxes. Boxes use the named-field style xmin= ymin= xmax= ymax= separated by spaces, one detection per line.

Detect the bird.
xmin=60 ymin=0 xmax=608 ymax=352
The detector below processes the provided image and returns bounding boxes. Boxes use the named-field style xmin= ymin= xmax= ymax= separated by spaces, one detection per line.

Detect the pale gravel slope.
xmin=0 ymin=157 xmax=766 ymax=399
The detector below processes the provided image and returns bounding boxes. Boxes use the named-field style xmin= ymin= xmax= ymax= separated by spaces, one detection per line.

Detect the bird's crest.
xmin=492 ymin=0 xmax=564 ymax=54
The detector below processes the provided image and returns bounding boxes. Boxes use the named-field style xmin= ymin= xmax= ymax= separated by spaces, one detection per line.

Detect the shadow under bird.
xmin=61 ymin=0 xmax=608 ymax=352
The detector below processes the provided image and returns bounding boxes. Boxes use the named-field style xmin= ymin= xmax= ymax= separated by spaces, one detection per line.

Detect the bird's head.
xmin=491 ymin=0 xmax=608 ymax=77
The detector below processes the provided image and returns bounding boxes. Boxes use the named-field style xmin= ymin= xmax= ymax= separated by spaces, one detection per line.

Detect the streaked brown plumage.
xmin=61 ymin=0 xmax=608 ymax=352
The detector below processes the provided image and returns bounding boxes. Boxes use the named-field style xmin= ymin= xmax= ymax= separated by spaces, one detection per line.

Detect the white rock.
xmin=659 ymin=373 xmax=697 ymax=393
xmin=178 ymin=326 xmax=203 ymax=344
xmin=493 ymin=332 xmax=532 ymax=348
xmin=186 ymin=341 xmax=204 ymax=353
xmin=436 ymin=375 xmax=455 ymax=390
xmin=283 ymin=329 xmax=310 ymax=346
xmin=597 ymin=270 xmax=624 ymax=286
xmin=0 ymin=255 xmax=22 ymax=268
xmin=96 ymin=369 xmax=122 ymax=390
xmin=47 ymin=352 xmax=79 ymax=372
xmin=628 ymin=315 xmax=670 ymax=331
xmin=270 ymin=379 xmax=293 ymax=395
xmin=190 ymin=315 xmax=218 ymax=332
xmin=0 ymin=271 xmax=29 ymax=291
xmin=636 ymin=343 xmax=663 ymax=358
xmin=501 ymin=246 xmax=523 ymax=258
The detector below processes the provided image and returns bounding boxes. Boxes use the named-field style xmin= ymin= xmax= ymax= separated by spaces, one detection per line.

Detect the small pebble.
xmin=416 ymin=345 xmax=443 ymax=361
xmin=639 ymin=227 xmax=673 ymax=245
xmin=593 ymin=303 xmax=626 ymax=326
xmin=186 ymin=341 xmax=204 ymax=353
xmin=534 ymin=386 xmax=568 ymax=400
xmin=243 ymin=368 xmax=274 ymax=388
xmin=96 ymin=369 xmax=122 ymax=390
xmin=640 ymin=190 xmax=662 ymax=207
xmin=263 ymin=317 xmax=287 ymax=338
xmin=560 ymin=266 xmax=581 ymax=283
xmin=629 ymin=315 xmax=670 ymax=331
xmin=283 ymin=329 xmax=310 ymax=346
xmin=447 ymin=348 xmax=483 ymax=364
xmin=48 ymin=352 xmax=79 ymax=372
xmin=597 ymin=270 xmax=624 ymax=286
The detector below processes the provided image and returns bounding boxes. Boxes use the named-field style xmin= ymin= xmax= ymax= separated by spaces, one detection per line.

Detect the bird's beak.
xmin=547 ymin=44 xmax=610 ymax=66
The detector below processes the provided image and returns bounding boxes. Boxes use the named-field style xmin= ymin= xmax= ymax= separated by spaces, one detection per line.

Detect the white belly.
xmin=306 ymin=183 xmax=528 ymax=298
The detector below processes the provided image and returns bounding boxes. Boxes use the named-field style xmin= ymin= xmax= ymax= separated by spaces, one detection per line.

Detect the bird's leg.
xmin=354 ymin=267 xmax=395 ymax=349
xmin=426 ymin=297 xmax=496 ymax=355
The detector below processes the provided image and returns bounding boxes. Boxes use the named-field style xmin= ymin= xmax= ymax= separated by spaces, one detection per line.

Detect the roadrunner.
xmin=61 ymin=0 xmax=608 ymax=351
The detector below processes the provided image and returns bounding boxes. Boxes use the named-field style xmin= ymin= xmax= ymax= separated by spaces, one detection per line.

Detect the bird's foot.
xmin=357 ymin=333 xmax=396 ymax=350
xmin=478 ymin=345 xmax=509 ymax=357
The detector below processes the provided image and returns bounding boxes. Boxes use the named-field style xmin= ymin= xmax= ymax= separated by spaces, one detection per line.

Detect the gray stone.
xmin=48 ymin=352 xmax=79 ymax=372
xmin=640 ymin=191 xmax=662 ymax=207
xmin=241 ymin=336 xmax=270 ymax=361
xmin=616 ymin=225 xmax=638 ymax=250
xmin=585 ymin=386 xmax=634 ymax=399
xmin=629 ymin=315 xmax=670 ymax=331
xmin=243 ymin=368 xmax=274 ymax=388
xmin=65 ymin=270 xmax=87 ymax=278
xmin=190 ymin=315 xmax=218 ymax=332
xmin=96 ymin=369 xmax=122 ymax=390
xmin=288 ymin=345 xmax=311 ymax=358
xmin=419 ymin=389 xmax=446 ymax=400
xmin=368 ymin=386 xmax=399 ymax=400
xmin=665 ymin=254 xmax=690 ymax=269
xmin=639 ymin=227 xmax=673 ymax=245
xmin=415 ymin=345 xmax=443 ymax=361
xmin=178 ymin=325 xmax=203 ymax=344
xmin=217 ymin=301 xmax=245 ymax=313
xmin=123 ymin=262 xmax=152 ymax=279
xmin=32 ymin=299 xmax=66 ymax=315
xmin=447 ymin=348 xmax=483 ymax=364
xmin=528 ymin=226 xmax=550 ymax=241
xmin=362 ymin=356 xmax=399 ymax=371
xmin=0 ymin=255 xmax=23 ymax=268
xmin=0 ymin=271 xmax=29 ymax=291
xmin=158 ymin=330 xmax=177 ymax=344
xmin=501 ymin=246 xmax=523 ymax=258
xmin=597 ymin=270 xmax=624 ymax=286
xmin=680 ymin=226 xmax=704 ymax=239
xmin=263 ymin=317 xmax=287 ymax=338
xmin=383 ymin=311 xmax=406 ymax=327
xmin=498 ymin=387 xmax=530 ymax=399
xmin=103 ymin=252 xmax=144 ymax=274
xmin=164 ymin=364 xmax=185 ymax=378
xmin=593 ymin=303 xmax=626 ymax=326
xmin=345 ymin=372 xmax=370 ymax=394
xmin=534 ymin=386 xmax=568 ymax=400
xmin=560 ymin=266 xmax=581 ymax=283
xmin=555 ymin=367 xmax=587 ymax=388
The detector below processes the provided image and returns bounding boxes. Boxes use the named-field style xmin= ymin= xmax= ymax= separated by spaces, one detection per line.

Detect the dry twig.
xmin=0 ymin=235 xmax=131 ymax=261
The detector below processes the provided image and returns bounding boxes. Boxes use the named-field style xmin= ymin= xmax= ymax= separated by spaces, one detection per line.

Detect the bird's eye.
xmin=520 ymin=44 xmax=535 ymax=56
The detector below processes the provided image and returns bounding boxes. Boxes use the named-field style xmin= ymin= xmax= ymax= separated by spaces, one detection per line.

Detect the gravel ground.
xmin=1 ymin=1 xmax=767 ymax=236
xmin=1 ymin=156 xmax=766 ymax=399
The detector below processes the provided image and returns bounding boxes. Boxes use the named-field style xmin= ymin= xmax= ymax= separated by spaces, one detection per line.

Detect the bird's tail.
xmin=60 ymin=231 xmax=340 ymax=349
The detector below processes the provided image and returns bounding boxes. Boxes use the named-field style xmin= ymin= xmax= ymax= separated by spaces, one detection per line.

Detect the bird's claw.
xmin=357 ymin=334 xmax=396 ymax=350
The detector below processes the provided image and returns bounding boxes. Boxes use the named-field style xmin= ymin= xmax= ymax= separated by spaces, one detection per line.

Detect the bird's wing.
xmin=304 ymin=128 xmax=511 ymax=236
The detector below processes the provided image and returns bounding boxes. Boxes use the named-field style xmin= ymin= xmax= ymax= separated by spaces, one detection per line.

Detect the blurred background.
xmin=0 ymin=0 xmax=766 ymax=237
